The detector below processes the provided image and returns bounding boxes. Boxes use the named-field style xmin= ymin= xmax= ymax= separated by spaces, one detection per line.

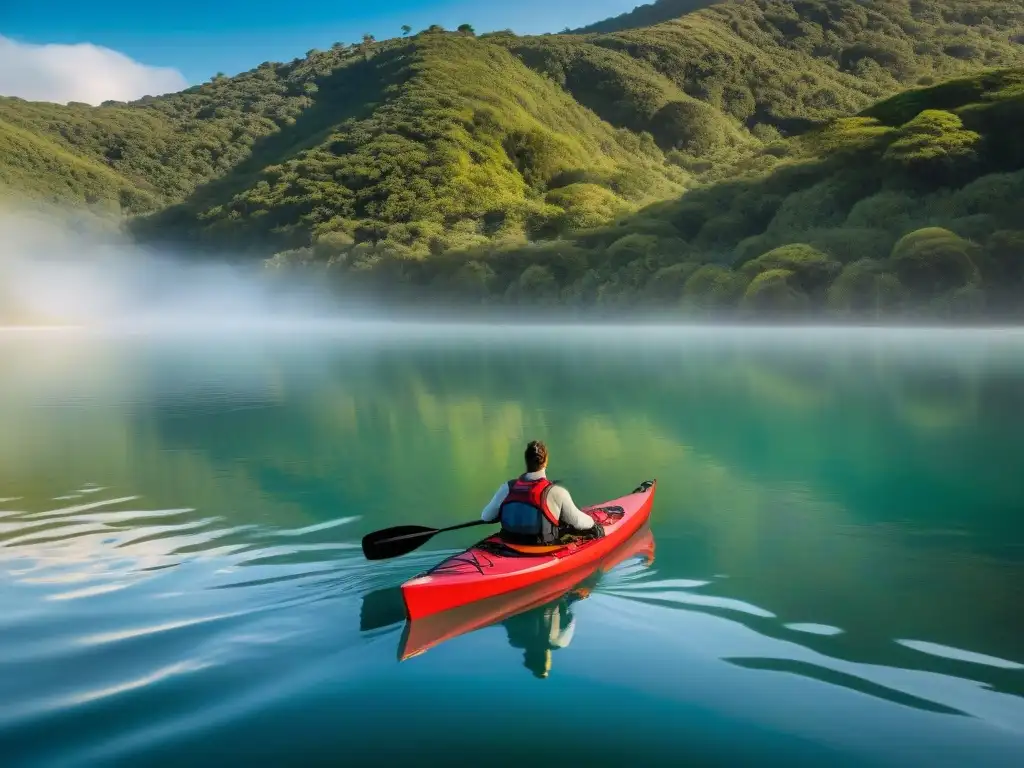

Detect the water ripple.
xmin=259 ymin=516 xmax=360 ymax=538
xmin=46 ymin=582 xmax=135 ymax=602
xmin=785 ymin=623 xmax=845 ymax=636
xmin=0 ymin=485 xmax=381 ymax=765
xmin=897 ymin=640 xmax=1024 ymax=671
xmin=58 ymin=660 xmax=212 ymax=709
xmin=603 ymin=587 xmax=778 ymax=618
xmin=78 ymin=614 xmax=244 ymax=647
xmin=20 ymin=496 xmax=142 ymax=520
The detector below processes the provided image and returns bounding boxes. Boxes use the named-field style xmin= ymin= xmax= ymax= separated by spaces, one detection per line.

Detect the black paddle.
xmin=361 ymin=519 xmax=494 ymax=561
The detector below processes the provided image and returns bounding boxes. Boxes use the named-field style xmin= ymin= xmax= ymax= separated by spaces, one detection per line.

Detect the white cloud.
xmin=0 ymin=36 xmax=188 ymax=106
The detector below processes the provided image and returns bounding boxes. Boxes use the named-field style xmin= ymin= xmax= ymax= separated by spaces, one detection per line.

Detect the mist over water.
xmin=6 ymin=205 xmax=1024 ymax=340
xmin=0 ymin=206 xmax=346 ymax=332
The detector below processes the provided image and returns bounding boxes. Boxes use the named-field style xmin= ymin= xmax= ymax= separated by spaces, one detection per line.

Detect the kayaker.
xmin=504 ymin=598 xmax=577 ymax=679
xmin=480 ymin=440 xmax=604 ymax=544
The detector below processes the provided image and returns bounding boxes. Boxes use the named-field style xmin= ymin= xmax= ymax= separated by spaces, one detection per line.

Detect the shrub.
xmin=694 ymin=213 xmax=756 ymax=252
xmin=740 ymin=269 xmax=811 ymax=315
xmin=648 ymin=99 xmax=736 ymax=154
xmin=889 ymin=227 xmax=981 ymax=299
xmin=947 ymin=171 xmax=1024 ymax=217
xmin=740 ymin=243 xmax=841 ymax=295
xmin=682 ymin=264 xmax=747 ymax=309
xmin=646 ymin=262 xmax=701 ymax=302
xmin=947 ymin=215 xmax=997 ymax=243
xmin=845 ymin=190 xmax=920 ymax=232
xmin=884 ymin=110 xmax=981 ymax=182
xmin=545 ymin=183 xmax=629 ymax=231
xmin=767 ymin=175 xmax=877 ymax=241
xmin=826 ymin=259 xmax=904 ymax=315
xmin=669 ymin=201 xmax=711 ymax=239
xmin=449 ymin=259 xmax=496 ymax=300
xmin=504 ymin=263 xmax=559 ymax=304
xmin=983 ymin=230 xmax=1024 ymax=284
xmin=733 ymin=233 xmax=776 ymax=265
xmin=804 ymin=227 xmax=896 ymax=264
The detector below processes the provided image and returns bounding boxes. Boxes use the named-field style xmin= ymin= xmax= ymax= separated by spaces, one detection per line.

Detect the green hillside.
xmin=569 ymin=0 xmax=722 ymax=34
xmin=0 ymin=117 xmax=160 ymax=214
xmin=0 ymin=1 xmax=1023 ymax=318
xmin=2 ymin=2 xmax=1021 ymax=245
xmin=378 ymin=68 xmax=1024 ymax=319
xmin=135 ymin=32 xmax=687 ymax=256
xmin=524 ymin=0 xmax=1024 ymax=140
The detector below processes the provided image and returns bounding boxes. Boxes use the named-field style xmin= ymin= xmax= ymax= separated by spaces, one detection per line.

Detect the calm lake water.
xmin=1 ymin=324 xmax=1023 ymax=767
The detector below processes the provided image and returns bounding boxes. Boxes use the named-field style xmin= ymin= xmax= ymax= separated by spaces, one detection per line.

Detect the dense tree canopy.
xmin=350 ymin=67 xmax=1024 ymax=321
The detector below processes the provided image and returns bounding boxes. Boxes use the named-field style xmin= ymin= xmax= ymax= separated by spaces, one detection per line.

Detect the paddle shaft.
xmin=380 ymin=519 xmax=492 ymax=544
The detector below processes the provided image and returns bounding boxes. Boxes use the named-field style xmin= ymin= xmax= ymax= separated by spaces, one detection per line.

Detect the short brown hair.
xmin=525 ymin=440 xmax=548 ymax=472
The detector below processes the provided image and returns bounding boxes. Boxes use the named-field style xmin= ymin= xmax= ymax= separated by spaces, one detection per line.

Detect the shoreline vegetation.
xmin=2 ymin=1 xmax=1024 ymax=321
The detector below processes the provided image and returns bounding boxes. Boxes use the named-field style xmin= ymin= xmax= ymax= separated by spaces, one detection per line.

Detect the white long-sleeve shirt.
xmin=480 ymin=469 xmax=595 ymax=531
xmin=547 ymin=606 xmax=576 ymax=648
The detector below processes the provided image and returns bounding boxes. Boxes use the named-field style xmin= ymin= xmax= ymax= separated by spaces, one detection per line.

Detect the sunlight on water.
xmin=785 ymin=623 xmax=845 ymax=636
xmin=897 ymin=640 xmax=1024 ymax=671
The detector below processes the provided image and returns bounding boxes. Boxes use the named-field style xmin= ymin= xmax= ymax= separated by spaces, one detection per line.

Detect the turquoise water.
xmin=1 ymin=324 xmax=1023 ymax=767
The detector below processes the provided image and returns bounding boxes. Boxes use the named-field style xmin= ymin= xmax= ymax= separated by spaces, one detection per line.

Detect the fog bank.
xmin=0 ymin=207 xmax=344 ymax=332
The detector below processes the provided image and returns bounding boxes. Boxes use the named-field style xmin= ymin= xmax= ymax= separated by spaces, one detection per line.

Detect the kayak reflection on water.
xmin=502 ymin=586 xmax=589 ymax=679
xmin=392 ymin=526 xmax=655 ymax=669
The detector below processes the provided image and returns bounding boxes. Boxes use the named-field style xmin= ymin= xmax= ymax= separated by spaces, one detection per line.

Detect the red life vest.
xmin=498 ymin=475 xmax=561 ymax=544
xmin=501 ymin=476 xmax=559 ymax=524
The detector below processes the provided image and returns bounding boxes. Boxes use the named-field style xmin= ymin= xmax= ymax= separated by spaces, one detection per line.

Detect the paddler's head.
xmin=525 ymin=440 xmax=548 ymax=473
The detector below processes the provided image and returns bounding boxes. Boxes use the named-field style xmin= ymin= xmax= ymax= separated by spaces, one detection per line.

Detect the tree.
xmin=647 ymin=262 xmax=700 ymax=303
xmin=740 ymin=269 xmax=811 ymax=315
xmin=605 ymin=234 xmax=661 ymax=270
xmin=545 ymin=183 xmax=628 ymax=232
xmin=458 ymin=24 xmax=476 ymax=36
xmin=360 ymin=34 xmax=376 ymax=61
xmin=889 ymin=227 xmax=981 ymax=301
xmin=505 ymin=265 xmax=558 ymax=305
xmin=984 ymin=230 xmax=1024 ymax=285
xmin=682 ymin=264 xmax=747 ymax=310
xmin=402 ymin=25 xmax=412 ymax=36
xmin=740 ymin=243 xmax=841 ymax=296
xmin=649 ymin=99 xmax=734 ymax=154
xmin=448 ymin=260 xmax=495 ymax=302
xmin=826 ymin=259 xmax=903 ymax=317
xmin=884 ymin=110 xmax=981 ymax=183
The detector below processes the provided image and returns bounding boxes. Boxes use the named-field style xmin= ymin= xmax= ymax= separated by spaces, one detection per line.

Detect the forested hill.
xmin=2 ymin=0 xmax=1021 ymax=247
xmin=386 ymin=67 xmax=1024 ymax=321
xmin=568 ymin=0 xmax=721 ymax=34
xmin=2 ymin=0 xmax=1024 ymax=320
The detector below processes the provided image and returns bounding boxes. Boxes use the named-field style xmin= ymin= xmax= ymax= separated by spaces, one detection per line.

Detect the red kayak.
xmin=401 ymin=479 xmax=656 ymax=621
xmin=400 ymin=524 xmax=655 ymax=660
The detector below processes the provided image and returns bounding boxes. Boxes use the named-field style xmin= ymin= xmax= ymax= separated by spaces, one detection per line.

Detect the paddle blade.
xmin=361 ymin=525 xmax=438 ymax=561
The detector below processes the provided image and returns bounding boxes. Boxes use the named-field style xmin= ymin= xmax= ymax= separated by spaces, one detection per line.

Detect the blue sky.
xmin=4 ymin=1 xmax=640 ymax=83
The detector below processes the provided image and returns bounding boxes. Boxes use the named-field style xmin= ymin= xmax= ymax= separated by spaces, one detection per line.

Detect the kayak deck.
xmin=401 ymin=479 xmax=656 ymax=620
